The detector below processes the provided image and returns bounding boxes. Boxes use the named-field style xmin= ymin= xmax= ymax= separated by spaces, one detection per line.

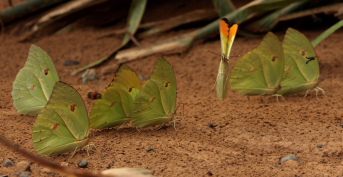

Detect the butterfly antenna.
xmin=206 ymin=50 xmax=221 ymax=57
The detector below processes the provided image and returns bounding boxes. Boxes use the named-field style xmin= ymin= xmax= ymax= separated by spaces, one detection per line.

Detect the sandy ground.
xmin=1 ymin=0 xmax=343 ymax=176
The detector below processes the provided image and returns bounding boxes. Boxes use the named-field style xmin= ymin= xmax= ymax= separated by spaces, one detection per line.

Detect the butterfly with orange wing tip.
xmin=215 ymin=18 xmax=238 ymax=100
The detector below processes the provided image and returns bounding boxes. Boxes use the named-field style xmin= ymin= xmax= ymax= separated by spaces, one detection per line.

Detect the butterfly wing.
xmin=230 ymin=32 xmax=284 ymax=95
xmin=89 ymin=65 xmax=141 ymax=129
xmin=12 ymin=45 xmax=60 ymax=116
xmin=277 ymin=28 xmax=320 ymax=95
xmin=33 ymin=81 xmax=90 ymax=155
xmin=131 ymin=58 xmax=177 ymax=128
xmin=216 ymin=18 xmax=238 ymax=100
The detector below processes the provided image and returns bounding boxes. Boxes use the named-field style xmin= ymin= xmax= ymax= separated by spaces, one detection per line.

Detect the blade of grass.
xmin=0 ymin=0 xmax=69 ymax=24
xmin=312 ymin=19 xmax=343 ymax=47
xmin=114 ymin=0 xmax=305 ymax=63
xmin=211 ymin=0 xmax=235 ymax=17
xmin=258 ymin=1 xmax=308 ymax=30
xmin=72 ymin=0 xmax=147 ymax=75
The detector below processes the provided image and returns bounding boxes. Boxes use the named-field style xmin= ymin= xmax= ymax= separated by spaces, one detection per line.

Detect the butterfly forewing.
xmin=12 ymin=45 xmax=60 ymax=116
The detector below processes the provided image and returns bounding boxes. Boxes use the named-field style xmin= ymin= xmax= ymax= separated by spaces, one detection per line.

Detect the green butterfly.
xmin=12 ymin=45 xmax=60 ymax=116
xmin=230 ymin=32 xmax=285 ymax=96
xmin=276 ymin=28 xmax=324 ymax=97
xmin=33 ymin=81 xmax=90 ymax=155
xmin=89 ymin=65 xmax=141 ymax=129
xmin=131 ymin=58 xmax=177 ymax=128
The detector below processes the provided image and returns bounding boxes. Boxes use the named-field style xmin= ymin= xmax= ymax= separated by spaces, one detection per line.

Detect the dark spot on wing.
xmin=70 ymin=104 xmax=76 ymax=112
xmin=129 ymin=87 xmax=133 ymax=92
xmin=165 ymin=82 xmax=170 ymax=87
xmin=110 ymin=102 xmax=116 ymax=107
xmin=52 ymin=123 xmax=60 ymax=130
xmin=150 ymin=97 xmax=156 ymax=103
xmin=301 ymin=50 xmax=306 ymax=56
xmin=251 ymin=68 xmax=258 ymax=72
xmin=30 ymin=85 xmax=35 ymax=90
xmin=44 ymin=69 xmax=49 ymax=75
xmin=272 ymin=56 xmax=278 ymax=62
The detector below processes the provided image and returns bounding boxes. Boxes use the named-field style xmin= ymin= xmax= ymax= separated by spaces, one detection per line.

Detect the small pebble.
xmin=282 ymin=160 xmax=299 ymax=167
xmin=280 ymin=154 xmax=301 ymax=163
xmin=82 ymin=69 xmax=97 ymax=84
xmin=146 ymin=147 xmax=154 ymax=152
xmin=16 ymin=161 xmax=30 ymax=171
xmin=207 ymin=170 xmax=213 ymax=176
xmin=63 ymin=59 xmax=80 ymax=66
xmin=60 ymin=162 xmax=68 ymax=167
xmin=2 ymin=159 xmax=15 ymax=167
xmin=40 ymin=168 xmax=55 ymax=174
xmin=317 ymin=144 xmax=324 ymax=148
xmin=78 ymin=159 xmax=88 ymax=168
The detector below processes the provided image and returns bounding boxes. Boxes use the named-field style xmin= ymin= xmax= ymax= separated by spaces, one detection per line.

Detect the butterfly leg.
xmin=135 ymin=126 xmax=141 ymax=132
xmin=315 ymin=87 xmax=326 ymax=97
xmin=272 ymin=94 xmax=285 ymax=103
xmin=67 ymin=146 xmax=79 ymax=162
xmin=304 ymin=90 xmax=310 ymax=99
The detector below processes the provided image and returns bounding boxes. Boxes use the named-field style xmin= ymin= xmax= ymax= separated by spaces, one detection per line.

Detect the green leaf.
xmin=12 ymin=45 xmax=60 ymax=116
xmin=258 ymin=1 xmax=308 ymax=30
xmin=131 ymin=58 xmax=177 ymax=128
xmin=312 ymin=19 xmax=343 ymax=47
xmin=89 ymin=65 xmax=141 ymax=129
xmin=230 ymin=32 xmax=284 ymax=96
xmin=33 ymin=81 xmax=90 ymax=155
xmin=211 ymin=0 xmax=235 ymax=17
xmin=277 ymin=28 xmax=321 ymax=95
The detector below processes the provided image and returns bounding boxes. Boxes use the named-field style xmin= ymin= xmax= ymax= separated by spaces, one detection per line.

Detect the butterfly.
xmin=131 ymin=58 xmax=177 ymax=128
xmin=276 ymin=28 xmax=324 ymax=97
xmin=32 ymin=81 xmax=90 ymax=155
xmin=230 ymin=32 xmax=285 ymax=96
xmin=12 ymin=45 xmax=60 ymax=116
xmin=215 ymin=18 xmax=238 ymax=100
xmin=89 ymin=65 xmax=141 ymax=129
